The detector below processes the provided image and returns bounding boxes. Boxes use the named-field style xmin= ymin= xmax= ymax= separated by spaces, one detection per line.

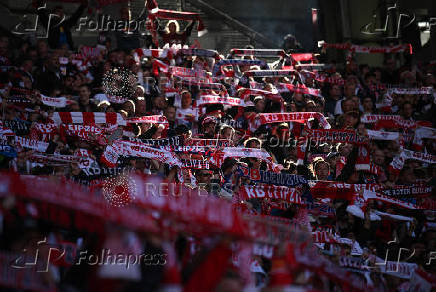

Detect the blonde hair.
xmin=310 ymin=157 xmax=329 ymax=178
xmin=165 ymin=20 xmax=180 ymax=33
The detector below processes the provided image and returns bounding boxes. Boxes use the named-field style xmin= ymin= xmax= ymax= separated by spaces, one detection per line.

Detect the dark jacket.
xmin=37 ymin=4 xmax=87 ymax=50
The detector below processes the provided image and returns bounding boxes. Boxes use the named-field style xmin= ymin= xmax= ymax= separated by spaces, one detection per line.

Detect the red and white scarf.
xmin=303 ymin=71 xmax=345 ymax=85
xmin=212 ymin=59 xmax=266 ymax=77
xmin=373 ymin=119 xmax=429 ymax=130
xmin=322 ymin=43 xmax=413 ymax=54
xmin=181 ymin=159 xmax=210 ymax=169
xmin=29 ymin=153 xmax=83 ymax=165
xmin=177 ymin=48 xmax=220 ymax=60
xmin=291 ymin=53 xmax=316 ymax=62
xmin=152 ymin=59 xmax=170 ymax=75
xmin=61 ymin=124 xmax=105 ymax=144
xmin=40 ymin=94 xmax=70 ymax=108
xmin=361 ymin=114 xmax=402 ymax=124
xmin=221 ymin=147 xmax=272 ymax=161
xmin=361 ymin=114 xmax=427 ymax=130
xmin=363 ymin=190 xmax=422 ymax=210
xmin=379 ymin=261 xmax=417 ymax=279
xmin=51 ymin=112 xmax=126 ymax=126
xmin=230 ymin=48 xmax=286 ymax=58
xmin=355 ymin=145 xmax=371 ymax=171
xmin=243 ymin=69 xmax=296 ymax=77
xmin=170 ymin=66 xmax=206 ymax=78
xmin=101 ymin=140 xmax=182 ymax=168
xmin=80 ymin=45 xmax=101 ymax=59
xmin=257 ymin=112 xmax=330 ymax=129
xmin=306 ymin=129 xmax=365 ymax=144
xmin=15 ymin=136 xmax=49 ymax=152
xmin=133 ymin=48 xmax=171 ymax=63
xmin=275 ymin=83 xmax=322 ymax=97
xmin=126 ymin=115 xmax=169 ymax=125
xmin=148 ymin=8 xmax=206 ymax=37
xmin=366 ymin=129 xmax=399 ymax=141
xmin=412 ymin=126 xmax=436 ymax=151
xmin=196 ymin=95 xmax=245 ymax=107
xmin=402 ymin=149 xmax=436 ymax=164
xmin=29 ymin=123 xmax=58 ymax=142
xmin=177 ymin=78 xmax=225 ymax=91
xmin=0 ymin=127 xmax=14 ymax=138
xmin=238 ymin=87 xmax=284 ymax=110
xmin=187 ymin=138 xmax=233 ymax=147
xmin=388 ymin=87 xmax=433 ymax=95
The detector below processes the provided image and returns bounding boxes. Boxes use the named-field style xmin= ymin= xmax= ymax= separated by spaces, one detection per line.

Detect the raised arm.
xmin=65 ymin=0 xmax=88 ymax=28
xmin=184 ymin=20 xmax=195 ymax=37
xmin=35 ymin=0 xmax=49 ymax=28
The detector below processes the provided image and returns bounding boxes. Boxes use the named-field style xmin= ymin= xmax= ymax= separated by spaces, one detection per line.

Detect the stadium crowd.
xmin=0 ymin=1 xmax=435 ymax=291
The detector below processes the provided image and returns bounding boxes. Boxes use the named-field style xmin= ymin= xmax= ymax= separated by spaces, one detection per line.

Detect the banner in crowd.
xmin=126 ymin=115 xmax=169 ymax=125
xmin=230 ymin=49 xmax=287 ymax=57
xmin=236 ymin=165 xmax=308 ymax=187
xmin=148 ymin=8 xmax=207 ymax=37
xmin=322 ymin=43 xmax=412 ymax=54
xmin=177 ymin=49 xmax=220 ymax=60
xmin=40 ymin=94 xmax=70 ymax=108
xmin=257 ymin=112 xmax=330 ymax=129
xmin=238 ymin=184 xmax=302 ymax=204
xmin=306 ymin=129 xmax=366 ymax=144
xmin=129 ymin=136 xmax=183 ymax=147
xmin=187 ymin=138 xmax=233 ymax=147
xmin=196 ymin=95 xmax=245 ymax=107
xmin=212 ymin=59 xmax=266 ymax=76
xmin=275 ymin=83 xmax=322 ymax=97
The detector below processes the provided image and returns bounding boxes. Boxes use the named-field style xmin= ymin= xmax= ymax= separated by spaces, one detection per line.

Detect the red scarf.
xmin=275 ymin=83 xmax=322 ymax=97
xmin=196 ymin=95 xmax=245 ymax=107
xmin=257 ymin=112 xmax=330 ymax=129
xmin=148 ymin=8 xmax=206 ymax=36
xmin=127 ymin=115 xmax=168 ymax=125
xmin=51 ymin=112 xmax=126 ymax=126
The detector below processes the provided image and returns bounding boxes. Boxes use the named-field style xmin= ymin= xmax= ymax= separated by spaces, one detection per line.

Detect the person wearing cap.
xmin=201 ymin=116 xmax=217 ymax=139
xmin=253 ymin=96 xmax=266 ymax=113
